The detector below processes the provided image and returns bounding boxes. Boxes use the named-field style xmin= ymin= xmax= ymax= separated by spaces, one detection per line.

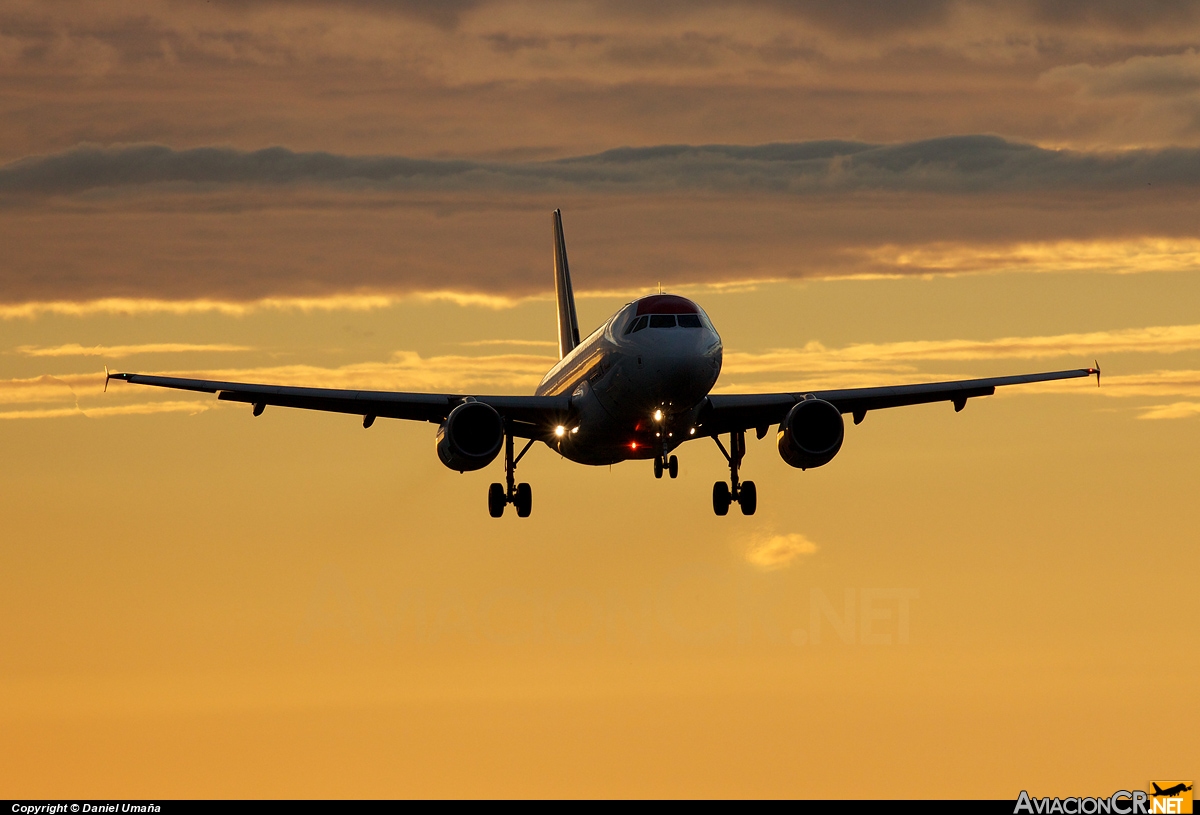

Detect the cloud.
xmin=8 ymin=0 xmax=1200 ymax=181
xmin=0 ymin=374 xmax=90 ymax=406
xmin=101 ymin=351 xmax=557 ymax=398
xmin=1044 ymin=49 xmax=1200 ymax=99
xmin=1086 ymin=369 xmax=1200 ymax=399
xmin=0 ymin=400 xmax=214 ymax=421
xmin=96 ymin=325 xmax=1200 ymax=404
xmin=0 ymin=294 xmax=525 ymax=320
xmin=15 ymin=343 xmax=251 ymax=358
xmin=458 ymin=339 xmax=559 ymax=348
xmin=185 ymin=0 xmax=1200 ymax=37
xmin=202 ymin=0 xmax=487 ymax=30
xmin=718 ymin=324 xmax=1200 ymax=384
xmin=713 ymin=327 xmax=1200 ymax=397
xmin=6 ymin=344 xmax=1200 ymax=423
xmin=7 ymin=138 xmax=1200 ymax=199
xmin=5 ymin=139 xmax=1200 ymax=307
xmin=1022 ymin=0 xmax=1199 ymax=31
xmin=1137 ymin=400 xmax=1200 ymax=419
xmin=854 ymin=239 xmax=1200 ymax=277
xmin=744 ymin=532 xmax=819 ymax=570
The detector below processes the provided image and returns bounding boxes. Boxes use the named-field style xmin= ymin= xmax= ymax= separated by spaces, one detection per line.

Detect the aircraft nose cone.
xmin=640 ymin=332 xmax=721 ymax=405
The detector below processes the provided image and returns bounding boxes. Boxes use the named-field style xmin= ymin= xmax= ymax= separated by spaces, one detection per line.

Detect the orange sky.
xmin=1 ymin=0 xmax=1197 ymax=798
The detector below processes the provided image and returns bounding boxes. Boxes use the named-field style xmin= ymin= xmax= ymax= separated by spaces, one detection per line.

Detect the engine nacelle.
xmin=436 ymin=401 xmax=504 ymax=472
xmin=777 ymin=398 xmax=844 ymax=470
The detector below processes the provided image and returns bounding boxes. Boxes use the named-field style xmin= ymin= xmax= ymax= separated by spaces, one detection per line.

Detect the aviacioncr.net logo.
xmin=1015 ymin=784 xmax=1193 ymax=815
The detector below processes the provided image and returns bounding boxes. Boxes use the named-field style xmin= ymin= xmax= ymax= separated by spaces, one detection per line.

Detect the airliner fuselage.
xmin=535 ymin=293 xmax=722 ymax=465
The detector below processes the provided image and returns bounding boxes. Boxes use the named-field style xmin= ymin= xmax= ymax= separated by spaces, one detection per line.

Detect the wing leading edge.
xmin=106 ymin=373 xmax=573 ymax=439
xmin=700 ymin=366 xmax=1100 ymax=436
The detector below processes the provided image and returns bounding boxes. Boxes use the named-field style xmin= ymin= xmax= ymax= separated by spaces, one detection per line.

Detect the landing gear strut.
xmin=489 ymin=432 xmax=534 ymax=518
xmin=712 ymin=430 xmax=756 ymax=516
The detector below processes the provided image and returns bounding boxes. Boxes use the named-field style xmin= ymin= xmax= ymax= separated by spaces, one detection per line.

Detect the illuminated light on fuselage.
xmin=630 ymin=442 xmax=638 ymax=450
xmin=571 ymin=426 xmax=579 ymax=434
xmin=554 ymin=425 xmax=566 ymax=437
xmin=689 ymin=428 xmax=696 ymax=435
xmin=653 ymin=409 xmax=663 ymax=422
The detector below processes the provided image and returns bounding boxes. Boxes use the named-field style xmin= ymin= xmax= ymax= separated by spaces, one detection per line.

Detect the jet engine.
xmin=777 ymin=398 xmax=844 ymax=470
xmin=436 ymin=401 xmax=504 ymax=472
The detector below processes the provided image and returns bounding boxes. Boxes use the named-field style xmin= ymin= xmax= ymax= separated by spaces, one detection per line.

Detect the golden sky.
xmin=1 ymin=0 xmax=1197 ymax=798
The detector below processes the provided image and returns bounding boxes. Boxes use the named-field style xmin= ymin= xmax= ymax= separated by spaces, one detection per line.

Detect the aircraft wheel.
xmin=668 ymin=455 xmax=679 ymax=479
xmin=515 ymin=482 xmax=533 ymax=517
xmin=653 ymin=458 xmax=664 ymax=479
xmin=488 ymin=483 xmax=506 ymax=518
xmin=739 ymin=481 xmax=757 ymax=516
xmin=712 ymin=481 xmax=731 ymax=516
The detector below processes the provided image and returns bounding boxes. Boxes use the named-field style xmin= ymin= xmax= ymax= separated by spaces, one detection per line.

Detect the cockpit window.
xmin=676 ymin=314 xmax=702 ymax=328
xmin=625 ymin=315 xmax=649 ymax=334
xmin=648 ymin=315 xmax=676 ymax=328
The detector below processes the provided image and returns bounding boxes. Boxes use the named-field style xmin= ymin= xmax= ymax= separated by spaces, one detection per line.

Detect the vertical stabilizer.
xmin=553 ymin=209 xmax=581 ymax=359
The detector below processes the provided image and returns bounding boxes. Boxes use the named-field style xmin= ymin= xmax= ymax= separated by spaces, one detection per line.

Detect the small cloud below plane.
xmin=109 ymin=211 xmax=1100 ymax=518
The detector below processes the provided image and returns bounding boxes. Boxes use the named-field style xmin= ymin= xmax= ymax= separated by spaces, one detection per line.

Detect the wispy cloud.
xmin=8 ymin=138 xmax=1200 ymax=199
xmin=458 ymin=339 xmax=558 ymax=348
xmin=102 ymin=351 xmax=559 ymax=398
xmin=0 ymin=374 xmax=95 ymax=406
xmin=744 ymin=531 xmax=819 ymax=570
xmin=0 ymin=293 xmax=525 ymax=320
xmin=0 ymin=400 xmax=213 ymax=420
xmin=718 ymin=324 xmax=1200 ymax=387
xmin=7 ymin=324 xmax=1200 ymax=421
xmin=1137 ymin=401 xmax=1200 ymax=419
xmin=15 ymin=343 xmax=251 ymax=358
xmin=854 ymin=239 xmax=1200 ymax=278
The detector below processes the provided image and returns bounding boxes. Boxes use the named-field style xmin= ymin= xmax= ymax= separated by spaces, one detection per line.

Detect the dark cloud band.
xmin=5 ymin=137 xmax=1200 ymax=198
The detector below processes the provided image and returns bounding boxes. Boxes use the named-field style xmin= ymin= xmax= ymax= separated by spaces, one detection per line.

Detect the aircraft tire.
xmin=488 ymin=483 xmax=506 ymax=517
xmin=515 ymin=482 xmax=533 ymax=517
xmin=653 ymin=458 xmax=663 ymax=479
xmin=712 ymin=481 xmax=731 ymax=515
xmin=739 ymin=481 xmax=757 ymax=516
xmin=668 ymin=455 xmax=678 ymax=479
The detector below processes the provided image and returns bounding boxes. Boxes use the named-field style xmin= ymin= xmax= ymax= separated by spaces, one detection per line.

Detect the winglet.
xmin=1090 ymin=359 xmax=1101 ymax=387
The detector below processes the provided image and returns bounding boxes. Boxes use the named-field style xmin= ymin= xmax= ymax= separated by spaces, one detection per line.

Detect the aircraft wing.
xmin=106 ymin=373 xmax=573 ymax=439
xmin=700 ymin=367 xmax=1099 ymax=436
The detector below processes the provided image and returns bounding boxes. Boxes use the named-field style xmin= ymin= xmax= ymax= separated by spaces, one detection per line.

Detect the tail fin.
xmin=1153 ymin=784 xmax=1164 ymax=795
xmin=553 ymin=209 xmax=580 ymax=359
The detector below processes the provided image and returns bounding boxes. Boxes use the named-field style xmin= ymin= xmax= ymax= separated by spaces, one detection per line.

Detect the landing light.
xmin=555 ymin=425 xmax=566 ymax=437
xmin=653 ymin=409 xmax=663 ymax=422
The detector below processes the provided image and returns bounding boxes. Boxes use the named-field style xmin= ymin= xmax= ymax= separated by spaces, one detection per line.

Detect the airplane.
xmin=108 ymin=210 xmax=1101 ymax=518
xmin=1152 ymin=784 xmax=1193 ymax=798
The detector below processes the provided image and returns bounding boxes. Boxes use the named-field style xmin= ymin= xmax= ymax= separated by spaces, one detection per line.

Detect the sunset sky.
xmin=1 ymin=0 xmax=1197 ymax=797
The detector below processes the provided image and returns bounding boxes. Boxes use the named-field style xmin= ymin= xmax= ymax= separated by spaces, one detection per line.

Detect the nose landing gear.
xmin=488 ymin=432 xmax=535 ymax=518
xmin=712 ymin=430 xmax=756 ymax=515
xmin=653 ymin=454 xmax=679 ymax=479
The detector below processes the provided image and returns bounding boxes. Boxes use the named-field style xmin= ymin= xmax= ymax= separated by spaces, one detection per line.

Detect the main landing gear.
xmin=712 ymin=430 xmax=756 ymax=516
xmin=489 ymin=432 xmax=534 ymax=518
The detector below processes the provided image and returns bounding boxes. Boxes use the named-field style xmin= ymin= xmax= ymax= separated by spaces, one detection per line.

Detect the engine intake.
xmin=436 ymin=401 xmax=504 ymax=472
xmin=777 ymin=398 xmax=844 ymax=470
